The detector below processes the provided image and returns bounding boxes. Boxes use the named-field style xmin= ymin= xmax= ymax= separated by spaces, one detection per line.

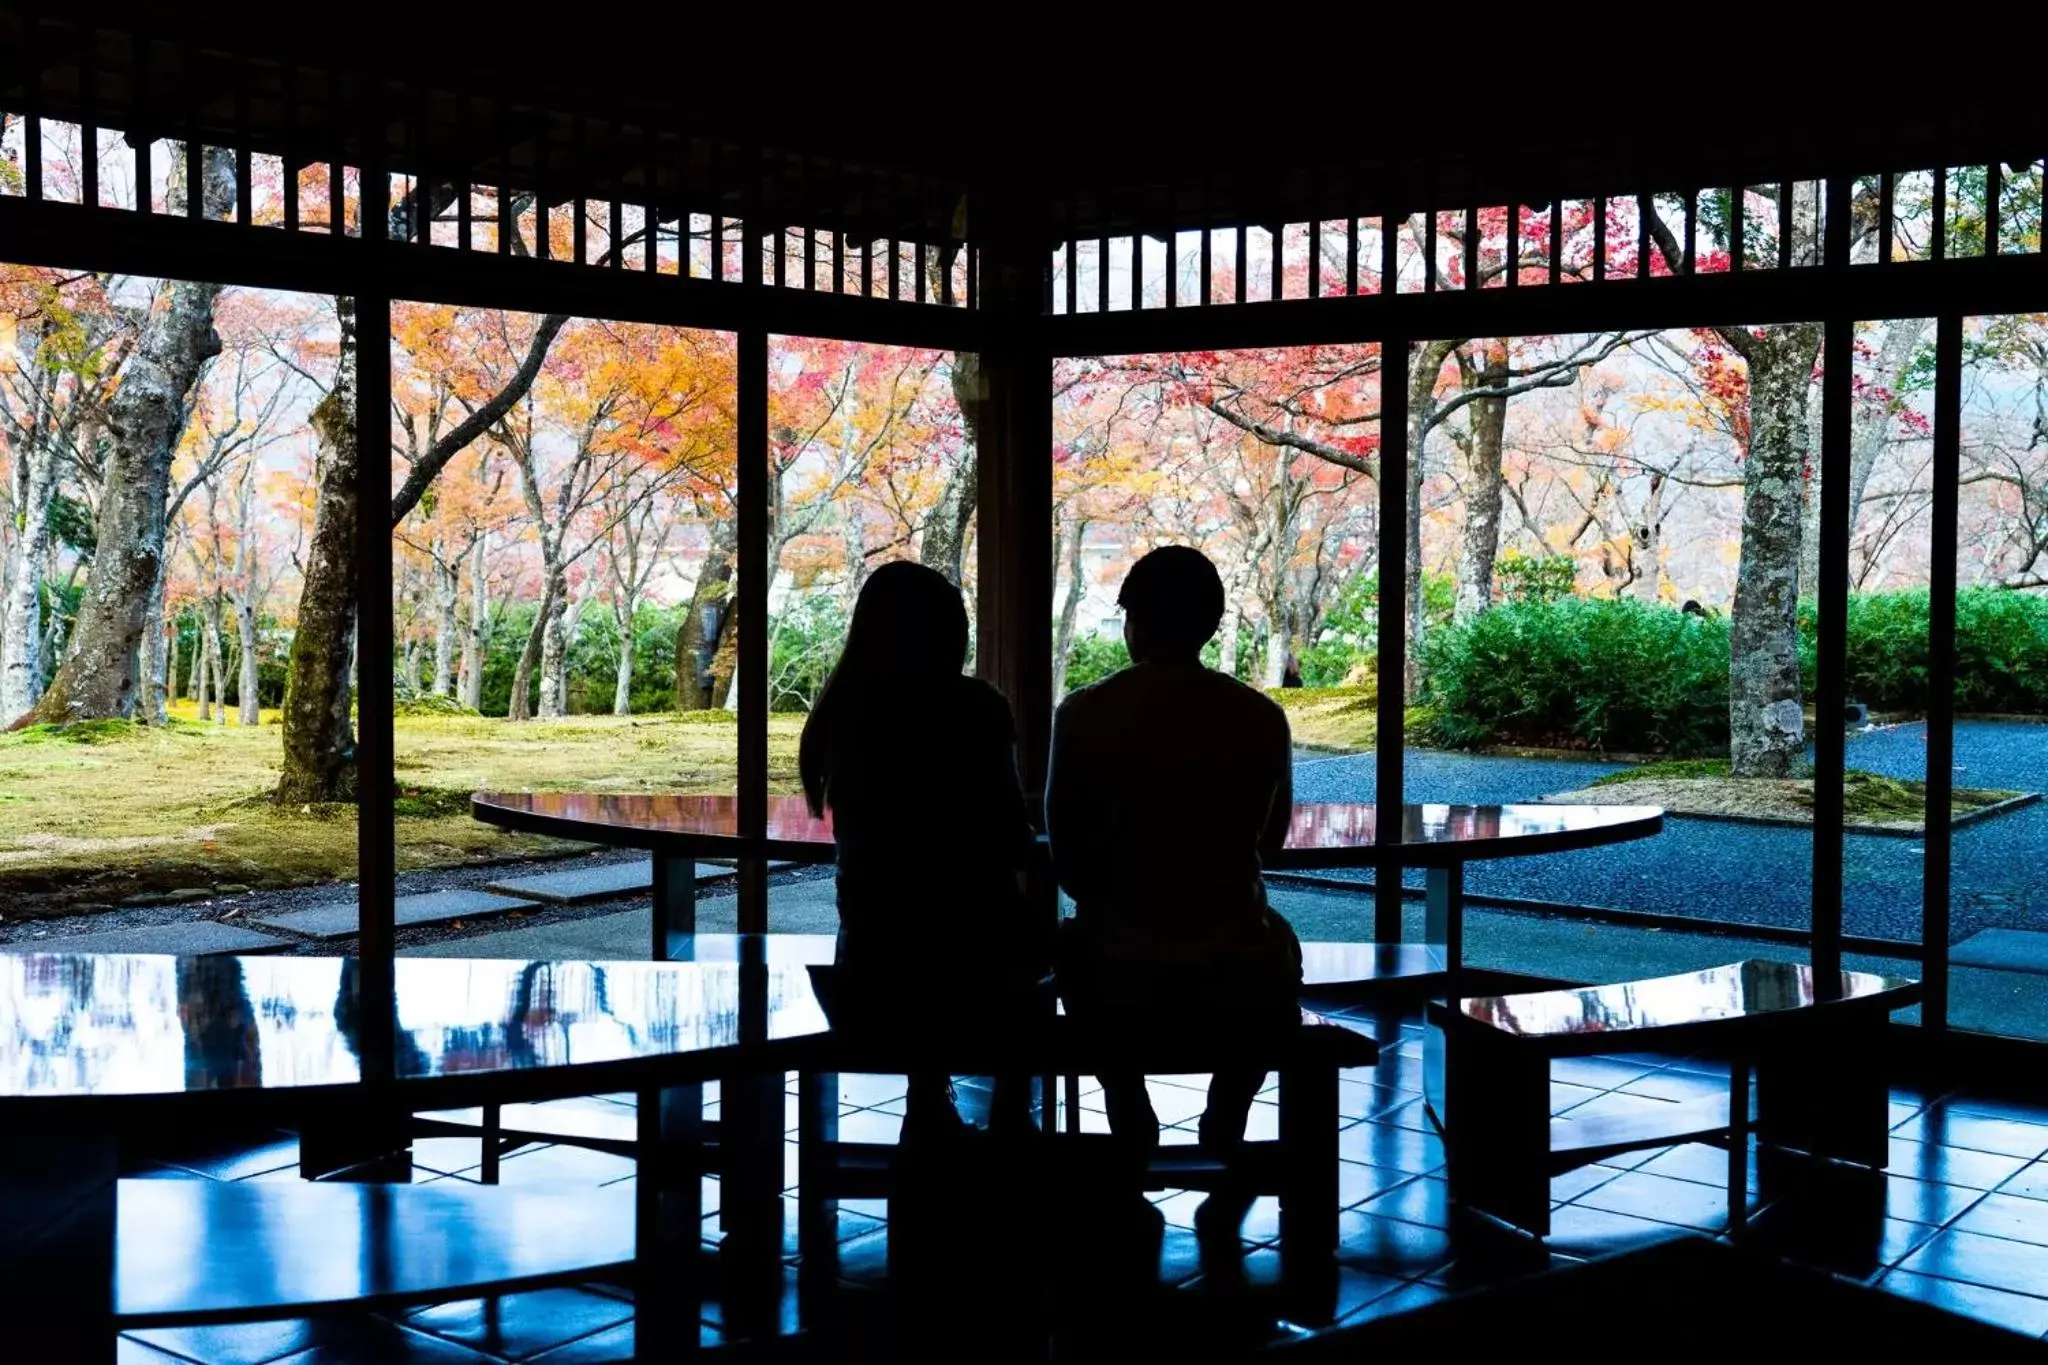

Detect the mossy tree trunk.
xmin=674 ymin=516 xmax=735 ymax=711
xmin=26 ymin=145 xmax=235 ymax=725
xmin=276 ymin=297 xmax=359 ymax=804
xmin=1725 ymin=323 xmax=1822 ymax=777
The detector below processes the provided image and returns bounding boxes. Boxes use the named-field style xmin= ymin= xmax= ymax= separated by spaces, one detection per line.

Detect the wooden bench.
xmin=1432 ymin=959 xmax=1921 ymax=1238
xmin=789 ymin=993 xmax=1379 ymax=1312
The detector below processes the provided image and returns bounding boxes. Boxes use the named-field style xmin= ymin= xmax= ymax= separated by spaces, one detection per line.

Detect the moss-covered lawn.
xmin=1271 ymin=686 xmax=1380 ymax=753
xmin=1553 ymin=757 xmax=2032 ymax=832
xmin=0 ymin=703 xmax=801 ymax=919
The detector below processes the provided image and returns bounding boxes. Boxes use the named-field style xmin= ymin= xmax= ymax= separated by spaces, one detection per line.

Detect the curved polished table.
xmin=471 ymin=792 xmax=1664 ymax=965
xmin=0 ymin=949 xmax=829 ymax=1357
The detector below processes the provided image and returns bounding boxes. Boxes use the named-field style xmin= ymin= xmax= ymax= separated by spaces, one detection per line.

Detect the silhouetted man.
xmin=1046 ymin=546 xmax=1303 ymax=1158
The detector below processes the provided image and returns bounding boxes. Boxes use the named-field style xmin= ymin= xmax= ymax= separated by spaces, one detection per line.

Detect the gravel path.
xmin=1291 ymin=721 xmax=2048 ymax=947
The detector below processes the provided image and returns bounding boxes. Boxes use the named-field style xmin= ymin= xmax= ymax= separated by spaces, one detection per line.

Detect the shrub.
xmin=1061 ymin=632 xmax=1131 ymax=691
xmin=1420 ymin=596 xmax=1730 ymax=754
xmin=1496 ymin=551 xmax=1578 ymax=604
xmin=1800 ymin=588 xmax=2048 ymax=714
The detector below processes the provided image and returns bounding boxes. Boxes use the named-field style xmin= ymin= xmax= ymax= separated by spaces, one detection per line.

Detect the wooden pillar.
xmin=973 ymin=224 xmax=1056 ymax=801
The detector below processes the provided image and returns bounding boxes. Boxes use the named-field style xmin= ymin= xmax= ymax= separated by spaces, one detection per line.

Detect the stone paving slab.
xmin=485 ymin=858 xmax=735 ymax=905
xmin=403 ymin=879 xmax=840 ymax=959
xmin=0 ymin=920 xmax=288 ymax=956
xmin=248 ymin=888 xmax=535 ymax=941
xmin=1952 ymin=929 xmax=2048 ymax=976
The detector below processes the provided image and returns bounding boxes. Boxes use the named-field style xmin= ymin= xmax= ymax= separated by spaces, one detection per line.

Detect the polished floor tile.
xmin=1617 ymin=1068 xmax=1732 ymax=1104
xmin=1888 ymin=1138 xmax=2033 ymax=1192
xmin=1901 ymin=1227 xmax=2048 ymax=1299
xmin=1338 ymin=1158 xmax=1423 ymax=1208
xmin=1635 ymin=1143 xmax=1760 ymax=1194
xmin=1333 ymin=1277 xmax=1453 ymax=1326
xmin=1336 ymin=1121 xmax=1443 ymax=1175
xmin=1350 ymin=1175 xmax=1449 ymax=1229
xmin=1571 ymin=1170 xmax=1752 ymax=1232
xmin=1332 ymin=1210 xmax=1455 ymax=1279
xmin=405 ymin=1287 xmax=635 ymax=1360
xmin=486 ymin=1143 xmax=637 ymax=1187
xmin=1997 ymin=1162 xmax=2048 ymax=1204
xmin=1540 ymin=1203 xmax=1698 ymax=1258
xmin=1954 ymin=1192 xmax=2048 ymax=1249
xmin=1895 ymin=1110 xmax=2048 ymax=1161
xmin=1877 ymin=1269 xmax=2048 ymax=1337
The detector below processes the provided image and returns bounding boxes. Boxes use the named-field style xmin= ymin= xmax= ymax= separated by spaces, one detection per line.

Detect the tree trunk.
xmin=0 ymin=438 xmax=62 ymax=722
xmin=611 ymin=594 xmax=636 ymax=715
xmin=1630 ymin=471 xmax=1667 ymax=603
xmin=194 ymin=619 xmax=212 ymax=722
xmin=460 ymin=537 xmax=487 ymax=711
xmin=431 ymin=547 xmax=458 ymax=698
xmin=184 ymin=613 xmax=203 ymax=705
xmin=1405 ymin=340 xmax=1458 ymax=698
xmin=919 ymin=457 xmax=977 ymax=590
xmin=144 ymin=567 xmax=173 ymax=722
xmin=1452 ymin=379 xmax=1508 ymax=621
xmin=235 ymin=593 xmax=260 ymax=724
xmin=537 ymin=574 xmax=571 ymax=718
xmin=204 ymin=594 xmax=228 ymax=725
xmin=25 ymin=145 xmax=235 ymax=725
xmin=920 ymin=351 xmax=982 ymax=590
xmin=275 ymin=297 xmax=359 ymax=805
xmin=160 ymin=611 xmax=178 ymax=706
xmin=507 ymin=579 xmax=554 ymax=722
xmin=1728 ymin=326 xmax=1821 ymax=778
xmin=1051 ymin=517 xmax=1088 ymax=700
xmin=674 ymin=518 xmax=736 ymax=711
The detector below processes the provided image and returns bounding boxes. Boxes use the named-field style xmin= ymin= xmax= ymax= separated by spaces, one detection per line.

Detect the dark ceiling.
xmin=6 ymin=5 xmax=2042 ymax=244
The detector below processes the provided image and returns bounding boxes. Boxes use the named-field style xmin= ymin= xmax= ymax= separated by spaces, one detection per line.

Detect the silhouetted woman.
xmin=800 ymin=561 xmax=1041 ymax=1135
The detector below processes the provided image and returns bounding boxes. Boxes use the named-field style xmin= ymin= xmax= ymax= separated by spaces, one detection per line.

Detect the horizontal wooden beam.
xmin=0 ymin=197 xmax=987 ymax=351
xmin=1040 ymin=253 xmax=2048 ymax=354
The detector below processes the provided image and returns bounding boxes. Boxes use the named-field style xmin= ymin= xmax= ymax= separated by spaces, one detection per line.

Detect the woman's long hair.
xmin=801 ymin=561 xmax=969 ymax=815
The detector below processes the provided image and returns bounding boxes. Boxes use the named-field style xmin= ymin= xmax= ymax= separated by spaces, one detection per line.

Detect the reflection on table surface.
xmin=1457 ymin=959 xmax=1921 ymax=1038
xmin=1279 ymin=802 xmax=1662 ymax=852
xmin=473 ymin=792 xmax=835 ymax=844
xmin=0 ymin=952 xmax=828 ymax=1101
xmin=473 ymin=792 xmax=1662 ymax=859
xmin=667 ymin=932 xmax=1441 ymax=988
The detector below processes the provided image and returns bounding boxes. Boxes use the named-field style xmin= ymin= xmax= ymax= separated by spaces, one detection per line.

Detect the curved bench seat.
xmin=1434 ymin=959 xmax=1922 ymax=1239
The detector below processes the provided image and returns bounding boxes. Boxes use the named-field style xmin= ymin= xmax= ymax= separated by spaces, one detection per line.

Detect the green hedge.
xmin=1420 ymin=597 xmax=1730 ymax=754
xmin=1822 ymin=589 xmax=2048 ymax=714
xmin=1421 ymin=587 xmax=2048 ymax=755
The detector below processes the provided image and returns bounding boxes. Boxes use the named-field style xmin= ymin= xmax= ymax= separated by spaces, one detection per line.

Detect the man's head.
xmin=1118 ymin=546 xmax=1225 ymax=664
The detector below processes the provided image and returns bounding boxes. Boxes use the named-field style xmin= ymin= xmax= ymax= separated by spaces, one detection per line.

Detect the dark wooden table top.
xmin=471 ymin=792 xmax=1663 ymax=869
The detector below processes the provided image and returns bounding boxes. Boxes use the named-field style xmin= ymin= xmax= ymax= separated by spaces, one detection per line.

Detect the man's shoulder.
xmin=1205 ymin=669 xmax=1290 ymax=727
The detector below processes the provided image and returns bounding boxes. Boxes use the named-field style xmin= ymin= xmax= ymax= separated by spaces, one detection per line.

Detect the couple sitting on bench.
xmin=799 ymin=546 xmax=1301 ymax=1158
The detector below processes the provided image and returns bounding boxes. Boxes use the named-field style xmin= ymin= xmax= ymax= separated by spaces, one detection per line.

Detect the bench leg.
xmin=635 ymin=1082 xmax=705 ymax=1358
xmin=1423 ymin=863 xmax=1465 ymax=1132
xmin=1278 ymin=1062 xmax=1341 ymax=1318
xmin=1754 ymin=1020 xmax=1888 ymax=1168
xmin=651 ymin=852 xmax=697 ymax=961
xmin=796 ymin=1069 xmax=841 ymax=1321
xmin=1727 ymin=1061 xmax=1751 ymax=1233
xmin=1444 ymin=1030 xmax=1549 ymax=1237
xmin=480 ymin=1102 xmax=502 ymax=1185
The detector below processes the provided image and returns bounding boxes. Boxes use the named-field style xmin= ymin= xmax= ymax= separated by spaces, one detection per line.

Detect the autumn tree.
xmin=27 ymin=144 xmax=237 ymax=725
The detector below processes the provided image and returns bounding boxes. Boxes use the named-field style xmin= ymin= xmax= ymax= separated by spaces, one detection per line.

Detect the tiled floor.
xmin=113 ymin=1007 xmax=2048 ymax=1361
